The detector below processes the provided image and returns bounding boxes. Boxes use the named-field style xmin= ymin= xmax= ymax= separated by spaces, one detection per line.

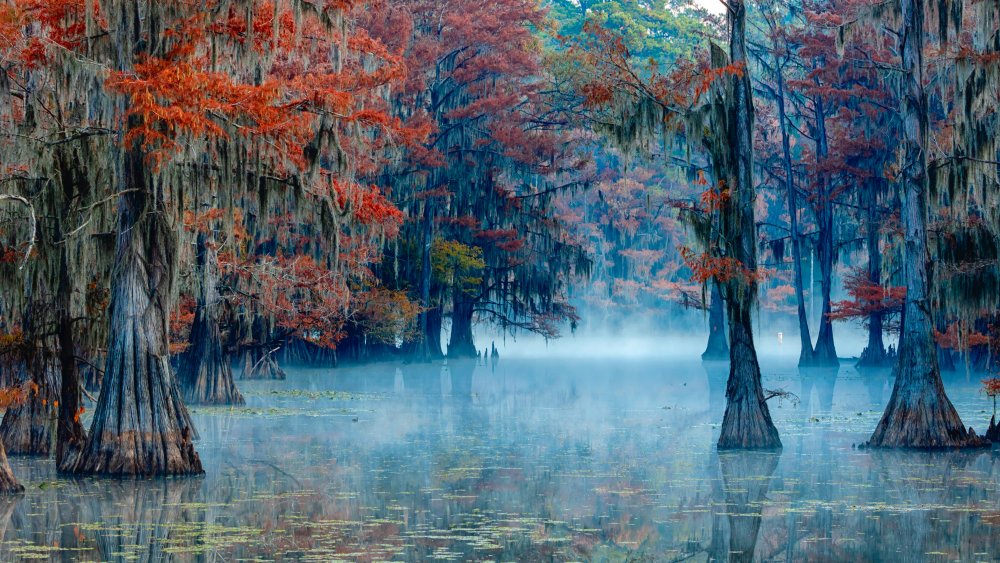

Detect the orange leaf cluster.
xmin=679 ymin=246 xmax=763 ymax=286
xmin=934 ymin=321 xmax=992 ymax=351
xmin=981 ymin=377 xmax=1000 ymax=399
xmin=828 ymin=268 xmax=905 ymax=322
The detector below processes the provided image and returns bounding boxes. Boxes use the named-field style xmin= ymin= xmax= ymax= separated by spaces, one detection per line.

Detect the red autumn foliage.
xmin=680 ymin=247 xmax=765 ymax=286
xmin=829 ymin=268 xmax=906 ymax=329
xmin=934 ymin=321 xmax=992 ymax=351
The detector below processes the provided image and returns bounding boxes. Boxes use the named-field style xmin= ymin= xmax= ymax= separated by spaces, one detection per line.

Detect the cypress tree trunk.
xmin=53 ymin=198 xmax=87 ymax=468
xmin=56 ymin=281 xmax=86 ymax=468
xmin=65 ymin=152 xmax=203 ymax=476
xmin=52 ymin=145 xmax=88 ymax=468
xmin=858 ymin=182 xmax=888 ymax=368
xmin=0 ymin=440 xmax=22 ymax=495
xmin=177 ymin=233 xmax=244 ymax=405
xmin=702 ymin=280 xmax=729 ymax=360
xmin=448 ymin=289 xmax=477 ymax=358
xmin=239 ymin=316 xmax=286 ymax=380
xmin=413 ymin=202 xmax=442 ymax=362
xmin=867 ymin=0 xmax=984 ymax=448
xmin=717 ymin=0 xmax=781 ymax=450
xmin=720 ymin=298 xmax=782 ymax=449
xmin=0 ymin=382 xmax=52 ymax=456
xmin=426 ymin=304 xmax=444 ymax=359
xmin=241 ymin=345 xmax=286 ymax=380
xmin=1 ymin=348 xmax=55 ymax=457
xmin=774 ymin=58 xmax=814 ymax=366
xmin=811 ymin=95 xmax=839 ymax=366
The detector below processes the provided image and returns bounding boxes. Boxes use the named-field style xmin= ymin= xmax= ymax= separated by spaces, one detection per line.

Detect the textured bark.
xmin=176 ymin=233 xmax=244 ymax=405
xmin=701 ymin=280 xmax=729 ymax=361
xmin=867 ymin=0 xmax=983 ymax=449
xmin=0 ymin=441 xmax=22 ymax=495
xmin=1 ymin=358 xmax=55 ymax=457
xmin=64 ymin=153 xmax=202 ymax=476
xmin=52 ymin=145 xmax=88 ymax=468
xmin=717 ymin=0 xmax=781 ymax=451
xmin=55 ymin=243 xmax=87 ymax=469
xmin=719 ymin=451 xmax=779 ymax=563
xmin=774 ymin=60 xmax=814 ymax=366
xmin=811 ymin=93 xmax=839 ymax=367
xmin=448 ymin=289 xmax=477 ymax=359
xmin=719 ymin=300 xmax=782 ymax=449
xmin=412 ymin=202 xmax=443 ymax=362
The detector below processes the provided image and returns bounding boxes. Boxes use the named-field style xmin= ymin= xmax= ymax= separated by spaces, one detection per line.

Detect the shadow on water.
xmin=0 ymin=358 xmax=999 ymax=560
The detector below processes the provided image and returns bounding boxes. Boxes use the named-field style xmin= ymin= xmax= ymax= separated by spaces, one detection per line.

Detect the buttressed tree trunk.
xmin=177 ymin=232 xmax=244 ymax=405
xmin=425 ymin=304 xmax=445 ymax=359
xmin=65 ymin=148 xmax=203 ymax=476
xmin=702 ymin=280 xmax=729 ymax=360
xmin=867 ymin=0 xmax=984 ymax=448
xmin=717 ymin=0 xmax=781 ymax=450
xmin=448 ymin=287 xmax=478 ymax=358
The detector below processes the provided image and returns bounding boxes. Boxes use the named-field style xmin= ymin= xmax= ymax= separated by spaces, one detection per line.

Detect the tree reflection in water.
xmin=0 ymin=359 xmax=995 ymax=561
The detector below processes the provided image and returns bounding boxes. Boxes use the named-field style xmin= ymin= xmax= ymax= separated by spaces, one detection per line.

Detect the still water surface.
xmin=2 ymin=357 xmax=999 ymax=561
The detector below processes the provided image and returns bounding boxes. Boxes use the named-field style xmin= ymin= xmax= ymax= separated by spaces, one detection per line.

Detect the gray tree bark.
xmin=63 ymin=149 xmax=203 ymax=475
xmin=717 ymin=0 xmax=781 ymax=450
xmin=177 ymin=232 xmax=244 ymax=405
xmin=867 ymin=0 xmax=984 ymax=448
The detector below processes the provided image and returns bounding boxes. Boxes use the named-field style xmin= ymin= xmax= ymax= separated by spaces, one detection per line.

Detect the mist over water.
xmin=490 ymin=321 xmax=888 ymax=361
xmin=0 ymin=344 xmax=996 ymax=561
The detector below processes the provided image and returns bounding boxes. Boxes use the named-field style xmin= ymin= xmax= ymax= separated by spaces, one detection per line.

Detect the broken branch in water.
xmin=764 ymin=388 xmax=800 ymax=406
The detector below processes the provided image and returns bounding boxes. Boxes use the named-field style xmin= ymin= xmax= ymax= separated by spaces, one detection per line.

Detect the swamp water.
xmin=1 ymin=357 xmax=999 ymax=561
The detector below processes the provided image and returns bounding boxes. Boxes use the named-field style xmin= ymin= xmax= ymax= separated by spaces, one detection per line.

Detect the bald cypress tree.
xmin=840 ymin=0 xmax=1000 ymax=448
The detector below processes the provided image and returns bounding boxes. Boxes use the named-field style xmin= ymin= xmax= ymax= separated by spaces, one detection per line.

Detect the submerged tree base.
xmin=856 ymin=345 xmax=889 ymax=368
xmin=986 ymin=416 xmax=1000 ymax=443
xmin=718 ymin=306 xmax=782 ymax=450
xmin=1 ymin=391 xmax=52 ymax=457
xmin=241 ymin=349 xmax=286 ymax=380
xmin=866 ymin=359 xmax=988 ymax=449
xmin=0 ymin=445 xmax=22 ymax=495
xmin=63 ymin=430 xmax=203 ymax=476
xmin=717 ymin=358 xmax=782 ymax=450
